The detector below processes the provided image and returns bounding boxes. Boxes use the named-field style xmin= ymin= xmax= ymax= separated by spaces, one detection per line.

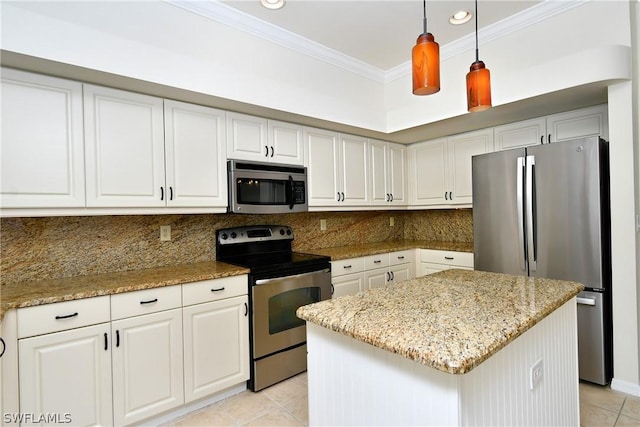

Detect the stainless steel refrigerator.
xmin=472 ymin=136 xmax=612 ymax=385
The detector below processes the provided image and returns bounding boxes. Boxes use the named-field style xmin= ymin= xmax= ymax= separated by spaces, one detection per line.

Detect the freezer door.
xmin=472 ymin=148 xmax=528 ymax=275
xmin=526 ymin=137 xmax=605 ymax=288
xmin=577 ymin=290 xmax=608 ymax=384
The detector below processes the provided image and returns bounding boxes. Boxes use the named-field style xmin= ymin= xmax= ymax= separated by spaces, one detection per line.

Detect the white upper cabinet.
xmin=447 ymin=129 xmax=494 ymax=204
xmin=370 ymin=140 xmax=407 ymax=206
xmin=164 ymin=100 xmax=227 ymax=207
xmin=304 ymin=128 xmax=369 ymax=207
xmin=546 ymin=104 xmax=608 ymax=143
xmin=494 ymin=117 xmax=547 ymax=150
xmin=227 ymin=112 xmax=303 ymax=165
xmin=1 ymin=68 xmax=85 ymax=208
xmin=304 ymin=127 xmax=341 ymax=206
xmin=268 ymin=119 xmax=304 ymax=165
xmin=84 ymin=84 xmax=166 ymax=207
xmin=84 ymin=86 xmax=228 ymax=209
xmin=494 ymin=105 xmax=608 ymax=150
xmin=340 ymin=134 xmax=369 ymax=206
xmin=408 ymin=137 xmax=448 ymax=206
xmin=409 ymin=128 xmax=493 ymax=207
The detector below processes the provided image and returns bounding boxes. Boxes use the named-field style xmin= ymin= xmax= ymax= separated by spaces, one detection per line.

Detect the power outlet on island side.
xmin=529 ymin=358 xmax=543 ymax=390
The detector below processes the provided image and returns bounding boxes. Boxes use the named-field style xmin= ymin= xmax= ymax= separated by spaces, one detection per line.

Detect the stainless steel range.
xmin=216 ymin=225 xmax=331 ymax=391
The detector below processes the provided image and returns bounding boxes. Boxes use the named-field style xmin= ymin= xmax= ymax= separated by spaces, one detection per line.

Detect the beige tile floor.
xmin=166 ymin=374 xmax=639 ymax=426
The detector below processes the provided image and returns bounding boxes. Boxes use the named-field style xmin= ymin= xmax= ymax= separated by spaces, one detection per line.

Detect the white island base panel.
xmin=306 ymin=298 xmax=579 ymax=426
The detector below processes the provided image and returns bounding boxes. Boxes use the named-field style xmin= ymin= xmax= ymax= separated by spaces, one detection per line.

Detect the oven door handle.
xmin=255 ymin=268 xmax=331 ymax=285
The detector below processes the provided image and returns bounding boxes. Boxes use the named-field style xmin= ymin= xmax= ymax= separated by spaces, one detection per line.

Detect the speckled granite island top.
xmin=0 ymin=261 xmax=249 ymax=320
xmin=297 ymin=269 xmax=583 ymax=375
xmin=310 ymin=239 xmax=473 ymax=260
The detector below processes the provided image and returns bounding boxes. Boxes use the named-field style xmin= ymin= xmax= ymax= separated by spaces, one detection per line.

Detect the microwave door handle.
xmin=287 ymin=175 xmax=294 ymax=209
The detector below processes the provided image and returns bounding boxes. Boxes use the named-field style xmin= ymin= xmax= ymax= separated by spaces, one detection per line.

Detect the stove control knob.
xmin=220 ymin=233 xmax=228 ymax=240
xmin=279 ymin=228 xmax=285 ymax=235
xmin=230 ymin=232 xmax=237 ymax=239
xmin=286 ymin=229 xmax=292 ymax=236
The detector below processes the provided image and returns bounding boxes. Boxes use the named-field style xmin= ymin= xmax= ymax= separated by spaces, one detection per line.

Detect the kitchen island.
xmin=297 ymin=269 xmax=584 ymax=426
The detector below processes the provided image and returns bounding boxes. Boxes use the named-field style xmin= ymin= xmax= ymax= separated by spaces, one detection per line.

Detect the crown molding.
xmin=165 ymin=0 xmax=587 ymax=84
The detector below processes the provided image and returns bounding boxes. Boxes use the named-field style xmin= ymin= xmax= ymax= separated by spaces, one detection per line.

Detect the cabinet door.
xmin=546 ymin=104 xmax=608 ymax=143
xmin=364 ymin=268 xmax=388 ymax=290
xmin=84 ymin=84 xmax=165 ymax=207
xmin=390 ymin=265 xmax=412 ymax=284
xmin=387 ymin=143 xmax=407 ymax=205
xmin=19 ymin=323 xmax=113 ymax=427
xmin=448 ymin=129 xmax=494 ymax=204
xmin=420 ymin=263 xmax=447 ymax=276
xmin=408 ymin=138 xmax=447 ymax=205
xmin=112 ymin=309 xmax=183 ymax=426
xmin=369 ymin=139 xmax=389 ymax=206
xmin=183 ymin=296 xmax=249 ymax=403
xmin=304 ymin=127 xmax=341 ymax=206
xmin=164 ymin=100 xmax=227 ymax=207
xmin=226 ymin=112 xmax=269 ymax=161
xmin=1 ymin=68 xmax=85 ymax=208
xmin=340 ymin=134 xmax=369 ymax=206
xmin=332 ymin=273 xmax=364 ymax=298
xmin=269 ymin=120 xmax=304 ymax=165
xmin=494 ymin=117 xmax=546 ymax=150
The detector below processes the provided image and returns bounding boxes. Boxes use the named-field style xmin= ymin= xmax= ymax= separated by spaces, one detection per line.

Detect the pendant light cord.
xmin=474 ymin=0 xmax=479 ymax=62
xmin=422 ymin=0 xmax=427 ymax=35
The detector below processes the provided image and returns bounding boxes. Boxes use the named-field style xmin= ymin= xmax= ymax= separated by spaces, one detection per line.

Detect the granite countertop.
xmin=310 ymin=239 xmax=473 ymax=261
xmin=0 ymin=261 xmax=249 ymax=320
xmin=297 ymin=269 xmax=583 ymax=375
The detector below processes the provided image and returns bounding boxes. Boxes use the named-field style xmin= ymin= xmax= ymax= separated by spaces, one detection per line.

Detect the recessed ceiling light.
xmin=261 ymin=0 xmax=285 ymax=10
xmin=450 ymin=10 xmax=472 ymax=25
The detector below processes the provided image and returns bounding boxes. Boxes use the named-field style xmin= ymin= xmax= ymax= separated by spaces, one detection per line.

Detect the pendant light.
xmin=412 ymin=0 xmax=440 ymax=95
xmin=466 ymin=0 xmax=492 ymax=112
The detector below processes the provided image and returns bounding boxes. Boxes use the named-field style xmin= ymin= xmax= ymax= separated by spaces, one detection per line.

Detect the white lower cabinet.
xmin=12 ymin=275 xmax=249 ymax=426
xmin=332 ymin=251 xmax=414 ymax=296
xmin=111 ymin=308 xmax=184 ymax=426
xmin=331 ymin=258 xmax=365 ymax=298
xmin=19 ymin=323 xmax=113 ymax=426
xmin=17 ymin=296 xmax=113 ymax=427
xmin=183 ymin=296 xmax=249 ymax=402
xmin=418 ymin=249 xmax=474 ymax=277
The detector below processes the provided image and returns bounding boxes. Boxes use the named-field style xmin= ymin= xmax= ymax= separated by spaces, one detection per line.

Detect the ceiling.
xmin=218 ymin=0 xmax=541 ymax=72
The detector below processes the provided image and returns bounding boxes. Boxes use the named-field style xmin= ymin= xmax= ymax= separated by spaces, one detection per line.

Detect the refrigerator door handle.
xmin=517 ymin=157 xmax=526 ymax=272
xmin=526 ymin=155 xmax=537 ymax=272
xmin=577 ymin=297 xmax=597 ymax=306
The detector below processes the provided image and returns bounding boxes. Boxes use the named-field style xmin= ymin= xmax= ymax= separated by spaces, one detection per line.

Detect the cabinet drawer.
xmin=389 ymin=250 xmax=413 ymax=266
xmin=182 ymin=275 xmax=248 ymax=306
xmin=17 ymin=296 xmax=110 ymax=338
xmin=364 ymin=254 xmax=389 ymax=270
xmin=111 ymin=286 xmax=181 ymax=320
xmin=420 ymin=250 xmax=474 ymax=268
xmin=331 ymin=258 xmax=365 ymax=277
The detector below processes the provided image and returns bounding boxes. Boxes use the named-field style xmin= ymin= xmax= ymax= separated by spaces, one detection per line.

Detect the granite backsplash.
xmin=1 ymin=209 xmax=472 ymax=283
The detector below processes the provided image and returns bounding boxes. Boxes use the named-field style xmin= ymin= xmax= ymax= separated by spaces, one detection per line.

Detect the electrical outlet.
xmin=389 ymin=217 xmax=395 ymax=226
xmin=529 ymin=358 xmax=543 ymax=390
xmin=320 ymin=219 xmax=327 ymax=231
xmin=160 ymin=225 xmax=171 ymax=241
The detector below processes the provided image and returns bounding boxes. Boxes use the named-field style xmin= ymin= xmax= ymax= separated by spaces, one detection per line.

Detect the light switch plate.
xmin=160 ymin=225 xmax=171 ymax=241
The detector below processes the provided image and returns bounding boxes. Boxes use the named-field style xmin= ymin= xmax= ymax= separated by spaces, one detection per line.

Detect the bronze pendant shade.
xmin=466 ymin=0 xmax=492 ymax=112
xmin=412 ymin=0 xmax=440 ymax=95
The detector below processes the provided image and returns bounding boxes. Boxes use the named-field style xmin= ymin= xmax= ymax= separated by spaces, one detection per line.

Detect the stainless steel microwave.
xmin=227 ymin=160 xmax=308 ymax=214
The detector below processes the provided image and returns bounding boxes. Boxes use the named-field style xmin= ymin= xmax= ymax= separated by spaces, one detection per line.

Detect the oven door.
xmin=252 ymin=268 xmax=331 ymax=359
